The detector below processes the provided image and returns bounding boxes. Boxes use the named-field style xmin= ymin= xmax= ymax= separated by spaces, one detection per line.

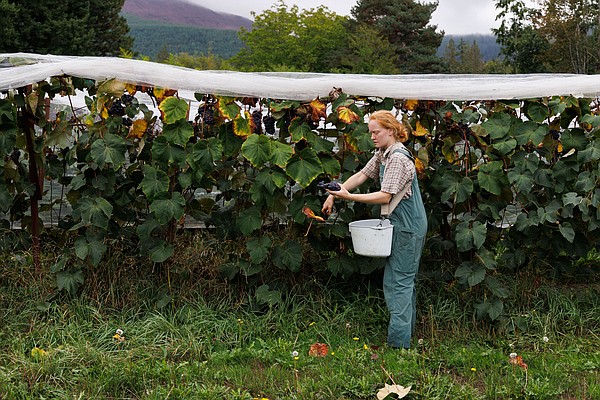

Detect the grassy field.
xmin=1 ymin=250 xmax=598 ymax=399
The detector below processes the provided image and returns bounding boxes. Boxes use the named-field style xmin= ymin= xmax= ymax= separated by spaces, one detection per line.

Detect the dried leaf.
xmin=302 ymin=206 xmax=325 ymax=222
xmin=308 ymin=342 xmax=328 ymax=357
xmin=509 ymin=355 xmax=528 ymax=370
xmin=376 ymin=383 xmax=411 ymax=400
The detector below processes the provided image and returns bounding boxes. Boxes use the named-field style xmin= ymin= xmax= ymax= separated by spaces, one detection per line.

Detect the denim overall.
xmin=380 ymin=148 xmax=427 ymax=349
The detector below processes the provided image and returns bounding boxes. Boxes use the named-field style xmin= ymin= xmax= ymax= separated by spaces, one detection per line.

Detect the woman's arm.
xmin=330 ymin=189 xmax=392 ymax=205
xmin=321 ymin=171 xmax=391 ymax=215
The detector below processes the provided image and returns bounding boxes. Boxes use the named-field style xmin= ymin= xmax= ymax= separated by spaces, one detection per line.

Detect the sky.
xmin=187 ymin=0 xmax=502 ymax=35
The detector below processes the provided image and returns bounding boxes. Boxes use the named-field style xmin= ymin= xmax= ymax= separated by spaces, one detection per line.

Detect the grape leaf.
xmin=337 ymin=106 xmax=360 ymax=124
xmin=241 ymin=134 xmax=271 ymax=168
xmin=286 ymin=148 xmax=323 ymax=188
xmin=158 ymin=97 xmax=189 ymax=124
xmin=233 ymin=111 xmax=252 ymax=138
xmin=309 ymin=99 xmax=327 ymax=121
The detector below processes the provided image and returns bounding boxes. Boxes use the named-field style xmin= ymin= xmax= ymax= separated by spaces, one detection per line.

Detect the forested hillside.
xmin=124 ymin=14 xmax=244 ymax=59
xmin=438 ymin=34 xmax=500 ymax=61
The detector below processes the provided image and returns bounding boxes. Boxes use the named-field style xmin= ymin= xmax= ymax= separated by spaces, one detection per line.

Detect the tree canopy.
xmin=493 ymin=0 xmax=600 ymax=73
xmin=351 ymin=0 xmax=445 ymax=73
xmin=0 ymin=0 xmax=132 ymax=56
xmin=231 ymin=0 xmax=348 ymax=72
xmin=232 ymin=0 xmax=446 ymax=74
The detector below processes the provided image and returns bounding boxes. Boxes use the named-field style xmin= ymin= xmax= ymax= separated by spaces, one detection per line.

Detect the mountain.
xmin=122 ymin=0 xmax=252 ymax=30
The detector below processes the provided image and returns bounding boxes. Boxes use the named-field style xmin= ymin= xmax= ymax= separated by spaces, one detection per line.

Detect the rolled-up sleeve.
xmin=360 ymin=152 xmax=382 ymax=181
xmin=380 ymin=153 xmax=414 ymax=198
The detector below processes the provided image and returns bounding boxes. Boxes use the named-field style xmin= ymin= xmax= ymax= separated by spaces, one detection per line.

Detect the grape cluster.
xmin=263 ymin=115 xmax=276 ymax=135
xmin=108 ymin=99 xmax=126 ymax=117
xmin=307 ymin=118 xmax=319 ymax=130
xmin=122 ymin=117 xmax=133 ymax=127
xmin=121 ymin=93 xmax=134 ymax=106
xmin=44 ymin=148 xmax=58 ymax=161
xmin=145 ymin=127 xmax=160 ymax=143
xmin=251 ymin=110 xmax=263 ymax=134
xmin=196 ymin=104 xmax=215 ymax=126
xmin=10 ymin=149 xmax=20 ymax=164
xmin=317 ymin=181 xmax=341 ymax=191
xmin=550 ymin=129 xmax=560 ymax=140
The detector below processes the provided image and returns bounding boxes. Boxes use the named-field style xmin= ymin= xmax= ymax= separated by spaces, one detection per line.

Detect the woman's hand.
xmin=321 ymin=194 xmax=335 ymax=216
xmin=326 ymin=185 xmax=350 ymax=200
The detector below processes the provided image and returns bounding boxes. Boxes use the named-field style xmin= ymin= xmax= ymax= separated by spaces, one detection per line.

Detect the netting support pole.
xmin=20 ymin=105 xmax=43 ymax=275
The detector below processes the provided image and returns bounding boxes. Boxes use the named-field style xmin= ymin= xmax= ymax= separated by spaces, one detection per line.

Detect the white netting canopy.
xmin=2 ymin=53 xmax=600 ymax=101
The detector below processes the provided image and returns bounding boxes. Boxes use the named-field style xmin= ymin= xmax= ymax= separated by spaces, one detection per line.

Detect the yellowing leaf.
xmin=97 ymin=78 xmax=126 ymax=98
xmin=101 ymin=107 xmax=109 ymax=120
xmin=414 ymin=121 xmax=429 ymax=137
xmin=337 ymin=106 xmax=359 ymax=124
xmin=154 ymin=87 xmax=178 ymax=103
xmin=84 ymin=114 xmax=95 ymax=127
xmin=26 ymin=91 xmax=39 ymax=111
xmin=342 ymin=134 xmax=359 ymax=153
xmin=377 ymin=384 xmax=411 ymax=400
xmin=415 ymin=157 xmax=425 ymax=175
xmin=128 ymin=119 xmax=148 ymax=139
xmin=404 ymin=99 xmax=419 ymax=111
xmin=557 ymin=141 xmax=563 ymax=153
xmin=217 ymin=97 xmax=240 ymax=120
xmin=309 ymin=99 xmax=327 ymax=121
xmin=233 ymin=111 xmax=252 ymax=138
xmin=125 ymin=83 xmax=137 ymax=95
xmin=158 ymin=97 xmax=189 ymax=124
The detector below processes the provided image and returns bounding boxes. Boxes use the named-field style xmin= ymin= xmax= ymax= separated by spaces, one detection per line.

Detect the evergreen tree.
xmin=330 ymin=23 xmax=400 ymax=74
xmin=443 ymin=38 xmax=459 ymax=72
xmin=0 ymin=0 xmax=132 ymax=56
xmin=88 ymin=0 xmax=133 ymax=56
xmin=463 ymin=41 xmax=484 ymax=73
xmin=155 ymin=45 xmax=171 ymax=63
xmin=351 ymin=0 xmax=445 ymax=73
xmin=0 ymin=0 xmax=20 ymax=51
xmin=457 ymin=39 xmax=468 ymax=72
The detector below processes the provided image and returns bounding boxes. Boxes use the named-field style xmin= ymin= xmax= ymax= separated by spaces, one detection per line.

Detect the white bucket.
xmin=348 ymin=219 xmax=393 ymax=257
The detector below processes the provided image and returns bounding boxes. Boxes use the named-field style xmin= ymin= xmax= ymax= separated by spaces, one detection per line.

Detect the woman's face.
xmin=368 ymin=119 xmax=395 ymax=149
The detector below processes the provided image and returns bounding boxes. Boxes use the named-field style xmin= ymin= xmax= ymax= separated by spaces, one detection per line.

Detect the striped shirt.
xmin=360 ymin=142 xmax=414 ymax=199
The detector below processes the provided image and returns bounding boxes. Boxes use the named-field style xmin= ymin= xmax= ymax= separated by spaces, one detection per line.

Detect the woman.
xmin=322 ymin=110 xmax=427 ymax=349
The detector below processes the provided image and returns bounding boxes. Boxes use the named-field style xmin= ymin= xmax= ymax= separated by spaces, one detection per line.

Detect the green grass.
xmin=1 ymin=252 xmax=599 ymax=399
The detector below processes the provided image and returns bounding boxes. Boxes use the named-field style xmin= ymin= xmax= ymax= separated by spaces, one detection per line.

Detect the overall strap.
xmin=380 ymin=148 xmax=415 ymax=218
